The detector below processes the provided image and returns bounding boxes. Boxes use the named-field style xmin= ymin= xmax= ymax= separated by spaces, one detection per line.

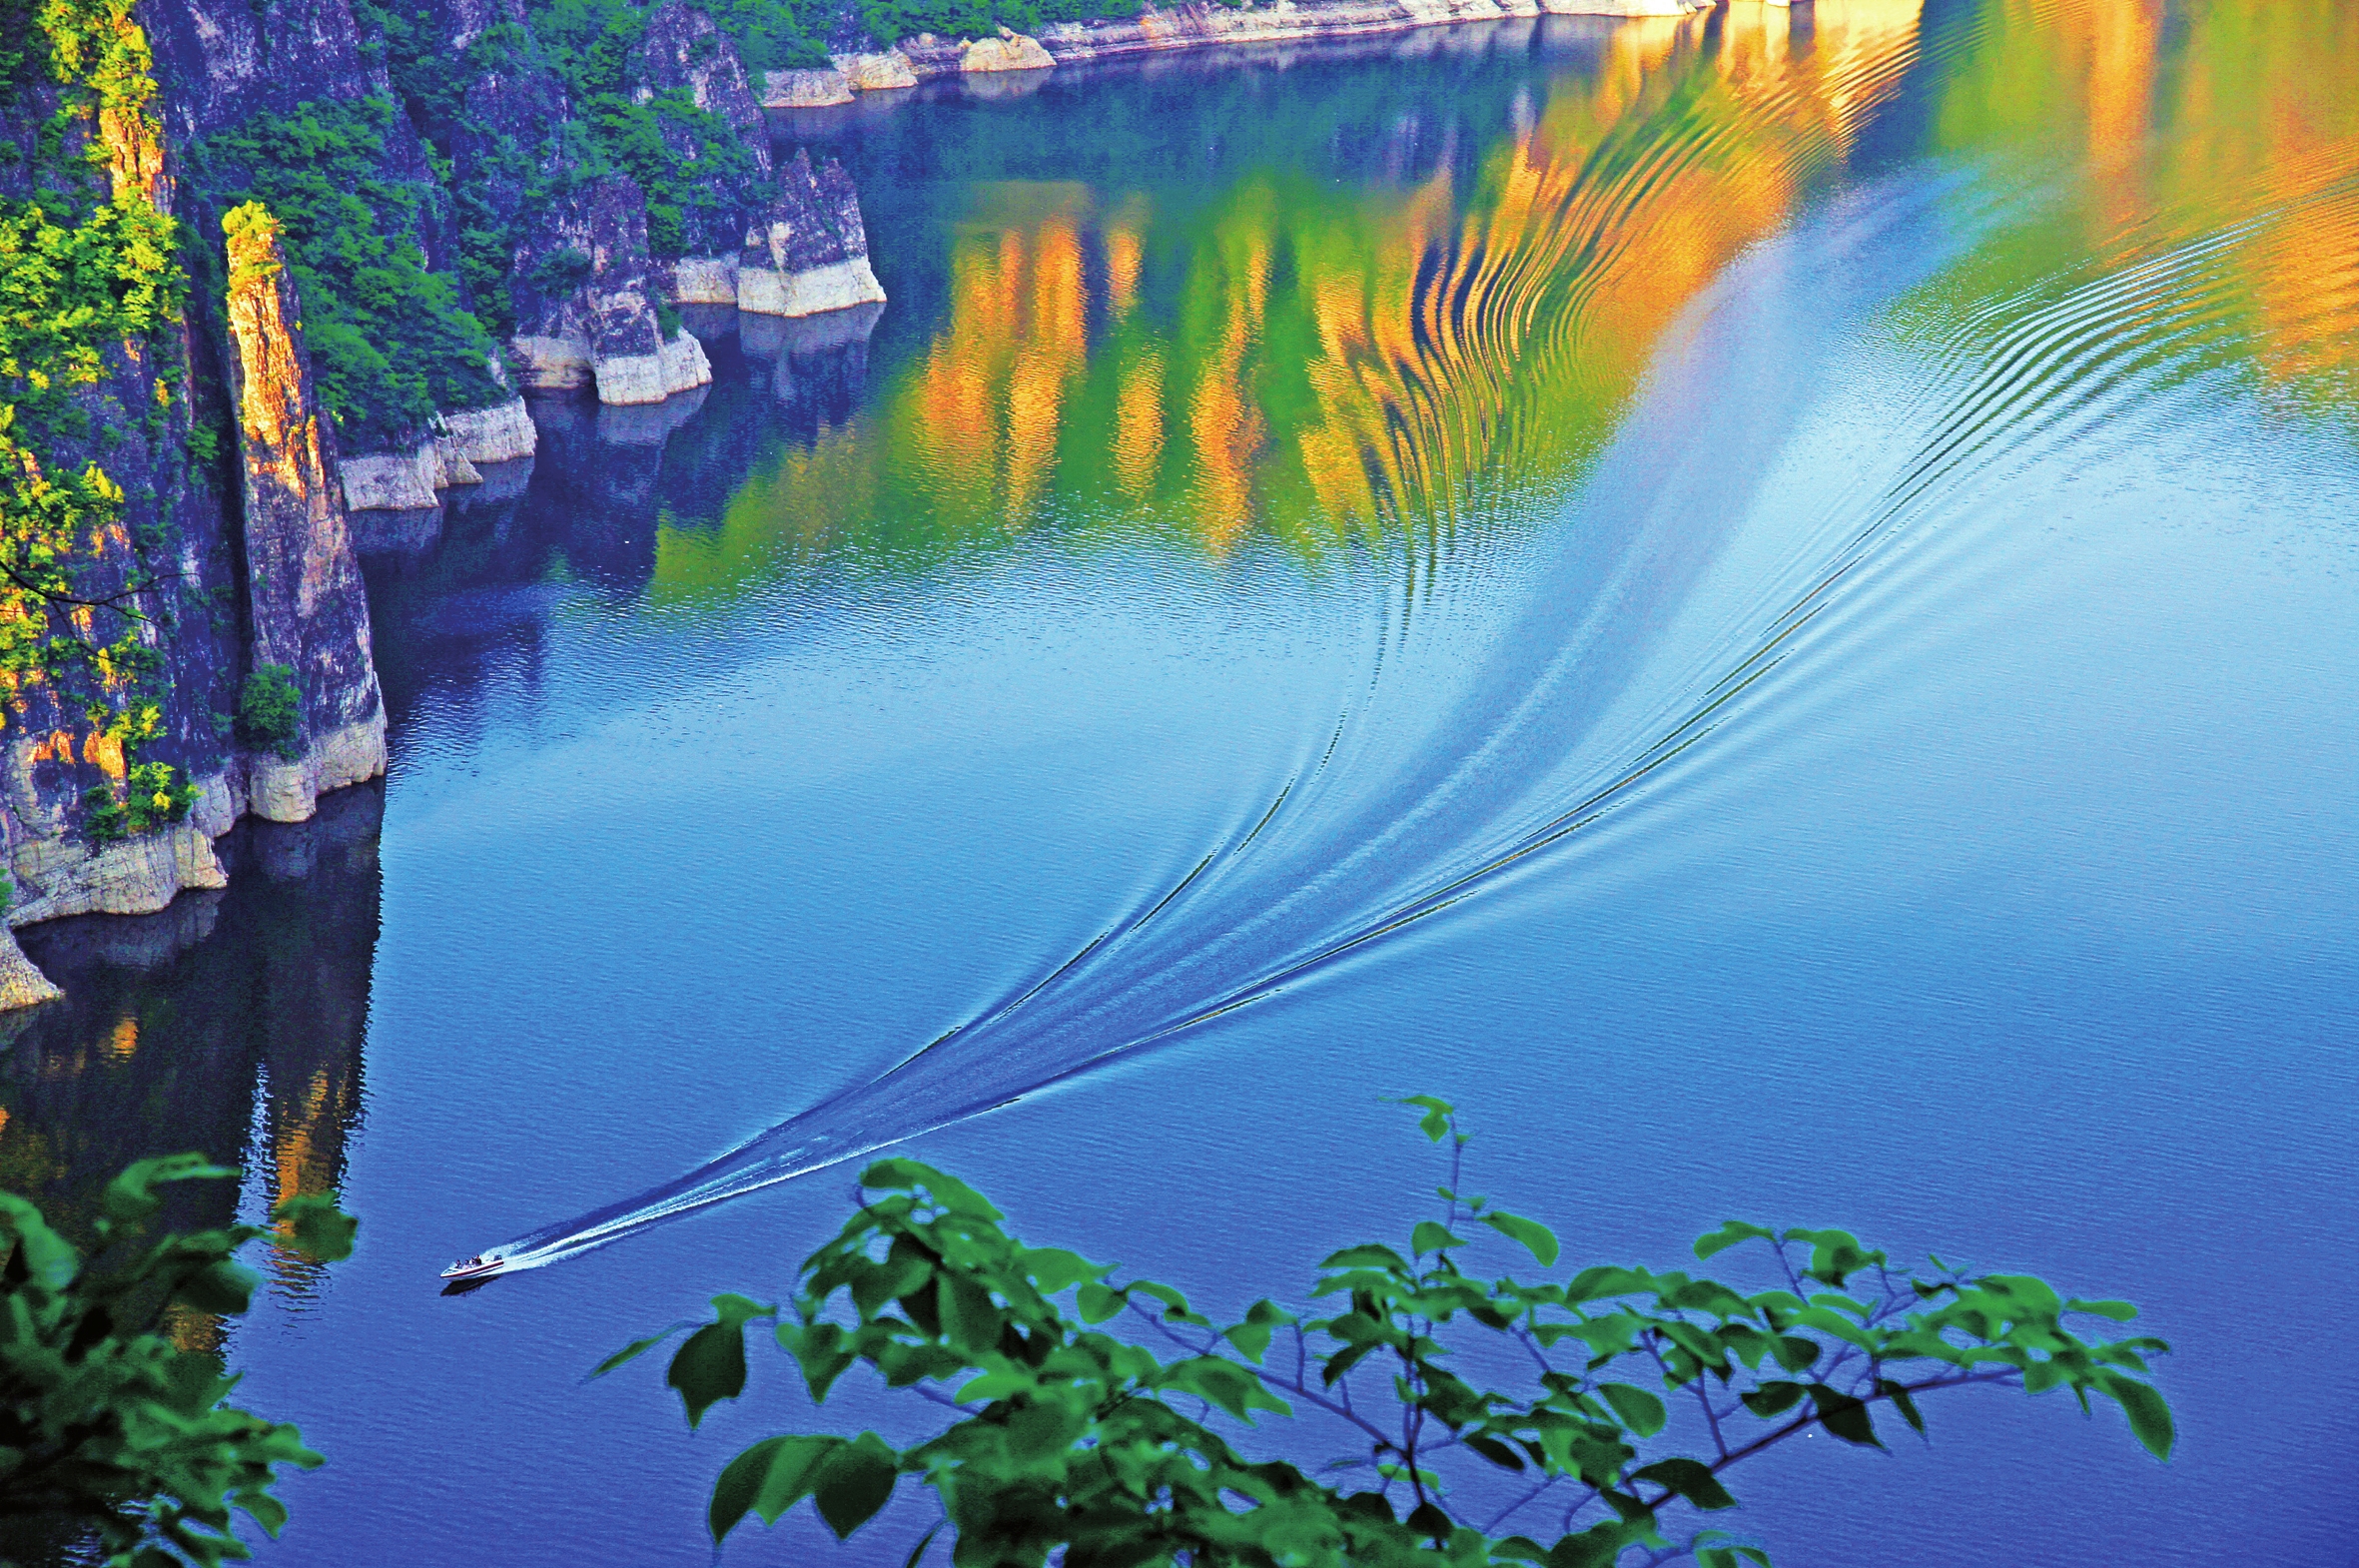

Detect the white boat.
xmin=440 ymin=1252 xmax=506 ymax=1282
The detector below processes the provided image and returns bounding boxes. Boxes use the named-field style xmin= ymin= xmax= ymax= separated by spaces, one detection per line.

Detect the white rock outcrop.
xmin=590 ymin=328 xmax=714 ymax=405
xmin=833 ymin=49 xmax=918 ymax=89
xmin=961 ymin=29 xmax=1056 ymax=71
xmin=762 ymin=67 xmax=854 ymax=105
xmin=341 ymin=396 xmax=538 ymax=511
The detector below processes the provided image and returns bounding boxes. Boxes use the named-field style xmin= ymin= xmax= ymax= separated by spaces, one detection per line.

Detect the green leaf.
xmin=1879 ymin=1378 xmax=1927 ymax=1435
xmin=669 ymin=1294 xmax=773 ymax=1428
xmin=955 ymin=1369 xmax=1030 ymax=1404
xmin=2066 ymin=1298 xmax=2139 ymax=1322
xmin=593 ymin=1325 xmax=686 ymax=1378
xmin=1807 ymin=1384 xmax=1882 ymax=1448
xmin=273 ymin=1192 xmax=358 ymax=1262
xmin=177 ymin=1259 xmax=260 ymax=1315
xmin=1465 ymin=1434 xmax=1527 ymax=1471
xmin=1022 ymin=1247 xmax=1101 ymax=1294
xmin=103 ymin=1155 xmax=234 ymax=1223
xmin=1634 ymin=1457 xmax=1736 ymax=1510
xmin=1398 ymin=1095 xmax=1455 ymax=1143
xmin=1077 ymin=1282 xmax=1124 ymax=1323
xmin=1545 ymin=1524 xmax=1627 ymax=1568
xmin=0 ymin=1194 xmax=80 ymax=1289
xmin=813 ymin=1432 xmax=900 ymax=1538
xmin=1482 ymin=1210 xmax=1560 ymax=1268
xmin=938 ymin=1274 xmax=1000 ymax=1357
xmin=1163 ymin=1356 xmax=1290 ymax=1423
xmin=859 ymin=1159 xmax=1002 ymax=1220
xmin=1598 ymin=1382 xmax=1667 ymax=1437
xmin=1412 ymin=1221 xmax=1469 ymax=1255
xmin=902 ymin=1524 xmax=942 ymax=1568
xmin=1692 ymin=1221 xmax=1777 ymax=1261
xmin=1129 ymin=1280 xmax=1202 ymax=1322
xmin=1319 ymin=1243 xmax=1411 ymax=1272
xmin=709 ymin=1434 xmax=835 ymax=1540
xmin=1740 ymin=1380 xmax=1807 ymax=1419
xmin=2094 ymin=1371 xmax=2174 ymax=1460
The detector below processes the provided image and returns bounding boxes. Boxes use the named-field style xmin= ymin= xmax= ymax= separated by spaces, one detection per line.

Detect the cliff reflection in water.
xmin=0 ymin=786 xmax=383 ymax=1291
xmin=648 ymin=3 xmax=1927 ymax=600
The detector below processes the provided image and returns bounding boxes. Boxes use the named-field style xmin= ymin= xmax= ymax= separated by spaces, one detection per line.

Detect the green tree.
xmin=234 ymin=664 xmax=302 ymax=759
xmin=0 ymin=1156 xmax=356 ymax=1567
xmin=606 ymin=1100 xmax=2172 ymax=1567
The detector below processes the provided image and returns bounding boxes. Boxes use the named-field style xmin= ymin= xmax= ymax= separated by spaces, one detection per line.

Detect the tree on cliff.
xmin=2 ymin=0 xmax=207 ymax=845
xmin=0 ymin=1158 xmax=356 ymax=1568
xmin=604 ymin=1101 xmax=2174 ymax=1567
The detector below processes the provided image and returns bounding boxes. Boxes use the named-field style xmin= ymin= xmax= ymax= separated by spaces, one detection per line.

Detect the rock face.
xmin=1 ymin=0 xmax=891 ymax=1002
xmin=738 ymin=152 xmax=889 ymax=319
xmin=222 ymin=207 xmax=391 ymax=824
xmin=834 ymin=51 xmax=921 ymax=92
xmin=508 ymin=176 xmax=716 ymax=404
xmin=338 ymin=396 xmax=536 ymax=511
xmin=148 ymin=0 xmax=531 ymax=501
xmin=635 ymin=2 xmax=772 ymax=162
xmin=762 ymin=69 xmax=856 ymax=107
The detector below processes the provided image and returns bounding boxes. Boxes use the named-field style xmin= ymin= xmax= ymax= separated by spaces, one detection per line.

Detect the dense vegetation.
xmin=609 ymin=1102 xmax=2173 ymax=1566
xmin=856 ymin=0 xmax=1142 ymax=48
xmin=176 ymin=0 xmax=1166 ymax=457
xmin=187 ymin=98 xmax=503 ymax=448
xmin=524 ymin=0 xmax=769 ymax=256
xmin=0 ymin=0 xmax=201 ymax=831
xmin=0 ymin=1156 xmax=357 ymax=1567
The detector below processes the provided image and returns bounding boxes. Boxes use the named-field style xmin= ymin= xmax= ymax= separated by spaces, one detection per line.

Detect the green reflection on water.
xmin=646 ymin=1 xmax=1932 ymax=604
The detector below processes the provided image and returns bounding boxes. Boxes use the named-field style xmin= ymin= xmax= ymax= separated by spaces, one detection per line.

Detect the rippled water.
xmin=5 ymin=1 xmax=2357 ymax=1562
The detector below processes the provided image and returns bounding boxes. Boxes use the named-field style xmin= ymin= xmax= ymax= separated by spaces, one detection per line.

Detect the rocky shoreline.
xmin=759 ymin=0 xmax=1716 ymax=107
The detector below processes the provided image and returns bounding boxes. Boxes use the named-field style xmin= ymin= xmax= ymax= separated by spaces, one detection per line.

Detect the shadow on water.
xmin=0 ymin=783 xmax=385 ymax=1277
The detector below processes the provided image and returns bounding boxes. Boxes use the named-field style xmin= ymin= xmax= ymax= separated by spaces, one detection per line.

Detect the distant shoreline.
xmin=761 ymin=0 xmax=1719 ymax=106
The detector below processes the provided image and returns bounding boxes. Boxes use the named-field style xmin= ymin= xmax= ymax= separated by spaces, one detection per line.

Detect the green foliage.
xmin=0 ymin=0 xmax=196 ymax=821
xmin=608 ymin=1103 xmax=2174 ymax=1566
xmin=580 ymin=89 xmax=763 ymax=259
xmin=527 ymin=246 xmax=593 ymax=301
xmin=189 ymin=97 xmax=502 ymax=446
xmin=698 ymin=0 xmax=831 ymax=72
xmin=235 ymin=663 xmax=302 ymax=759
xmin=856 ymin=0 xmax=1140 ymax=46
xmin=0 ymin=1154 xmax=357 ymax=1566
xmin=80 ymin=759 xmax=198 ymax=843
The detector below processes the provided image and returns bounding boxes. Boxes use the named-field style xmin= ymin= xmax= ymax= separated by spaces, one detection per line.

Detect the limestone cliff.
xmin=508 ymin=175 xmax=717 ymax=405
xmin=221 ymin=205 xmax=390 ymax=822
xmin=143 ymin=0 xmax=887 ymax=498
xmin=0 ymin=0 xmax=385 ymax=1001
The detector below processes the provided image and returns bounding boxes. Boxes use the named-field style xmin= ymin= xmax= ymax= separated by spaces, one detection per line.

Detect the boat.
xmin=440 ymin=1251 xmax=506 ymax=1283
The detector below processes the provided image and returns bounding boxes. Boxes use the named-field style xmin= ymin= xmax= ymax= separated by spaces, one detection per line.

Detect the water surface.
xmin=5 ymin=1 xmax=2356 ymax=1562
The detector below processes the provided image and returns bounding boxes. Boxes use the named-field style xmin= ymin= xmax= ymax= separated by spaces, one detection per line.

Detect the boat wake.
xmin=458 ymin=130 xmax=2359 ymax=1283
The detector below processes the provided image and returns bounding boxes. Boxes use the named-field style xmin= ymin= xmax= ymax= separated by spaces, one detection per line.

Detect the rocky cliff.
xmin=0 ymin=0 xmax=388 ymax=1000
xmin=0 ymin=0 xmax=886 ymax=1003
xmin=221 ymin=205 xmax=391 ymax=822
xmin=149 ymin=0 xmax=884 ymax=504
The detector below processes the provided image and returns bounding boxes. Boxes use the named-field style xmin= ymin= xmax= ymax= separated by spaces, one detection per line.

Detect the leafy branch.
xmin=602 ymin=1100 xmax=2172 ymax=1567
xmin=0 ymin=1156 xmax=359 ymax=1567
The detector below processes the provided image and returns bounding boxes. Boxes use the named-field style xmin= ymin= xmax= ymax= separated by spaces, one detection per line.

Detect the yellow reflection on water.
xmin=1920 ymin=0 xmax=2359 ymax=420
xmin=650 ymin=4 xmax=1926 ymax=598
xmin=650 ymin=0 xmax=2355 ymax=602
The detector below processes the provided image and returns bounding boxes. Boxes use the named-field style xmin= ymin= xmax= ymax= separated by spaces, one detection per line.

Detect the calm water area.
xmin=5 ymin=0 xmax=2357 ymax=1561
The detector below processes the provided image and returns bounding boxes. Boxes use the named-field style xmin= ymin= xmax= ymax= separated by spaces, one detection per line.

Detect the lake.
xmin=4 ymin=0 xmax=2355 ymax=1562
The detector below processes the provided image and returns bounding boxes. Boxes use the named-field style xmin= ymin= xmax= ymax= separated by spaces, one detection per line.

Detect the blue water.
xmin=9 ymin=0 xmax=2359 ymax=1561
